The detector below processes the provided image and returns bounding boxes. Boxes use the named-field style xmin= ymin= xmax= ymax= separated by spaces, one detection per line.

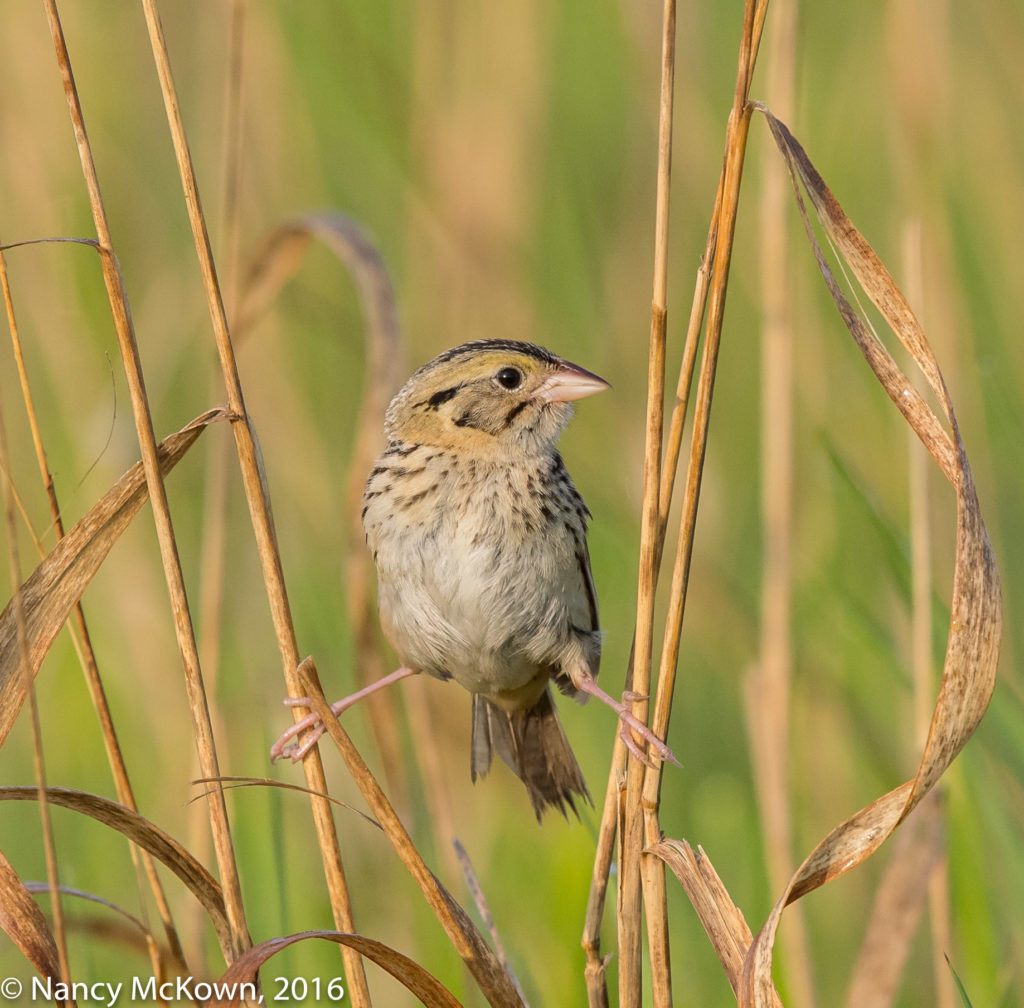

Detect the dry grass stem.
xmin=645 ymin=0 xmax=765 ymax=799
xmin=297 ymin=658 xmax=526 ymax=1008
xmin=136 ymin=1 xmax=369 ymax=994
xmin=636 ymin=8 xmax=764 ymax=1003
xmin=618 ymin=0 xmax=678 ymax=1002
xmin=0 ymin=354 xmax=70 ymax=988
xmin=582 ymin=748 xmax=624 ymax=1008
xmin=591 ymin=3 xmax=769 ymax=1004
xmin=747 ymin=0 xmax=815 ymax=1003
xmin=4 ymin=236 xmax=188 ymax=976
xmin=44 ymin=0 xmax=251 ymax=962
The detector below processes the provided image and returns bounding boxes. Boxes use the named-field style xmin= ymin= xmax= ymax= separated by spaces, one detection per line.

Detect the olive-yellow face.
xmin=385 ymin=339 xmax=609 ymax=456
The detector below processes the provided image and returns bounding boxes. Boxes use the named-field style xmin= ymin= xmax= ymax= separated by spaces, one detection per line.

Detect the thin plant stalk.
xmin=298 ymin=659 xmax=526 ymax=1008
xmin=745 ymin=0 xmax=816 ymax=1003
xmin=902 ymin=220 xmax=953 ymax=1008
xmin=43 ymin=0 xmax=251 ymax=962
xmin=0 ymin=362 xmax=72 ymax=995
xmin=588 ymin=3 xmax=767 ymax=1004
xmin=636 ymin=1 xmax=766 ymax=994
xmin=2 ymin=247 xmax=186 ymax=976
xmin=617 ymin=0 xmax=677 ymax=1004
xmin=188 ymin=0 xmax=250 ymax=965
xmin=582 ymin=746 xmax=625 ymax=1008
xmin=137 ymin=1 xmax=369 ymax=998
xmin=642 ymin=0 xmax=767 ymax=796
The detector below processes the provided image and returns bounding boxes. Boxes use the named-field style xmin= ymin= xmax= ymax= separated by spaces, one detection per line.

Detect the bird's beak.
xmin=536 ymin=360 xmax=611 ymax=403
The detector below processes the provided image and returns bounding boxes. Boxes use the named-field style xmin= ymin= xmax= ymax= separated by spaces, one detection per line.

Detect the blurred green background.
xmin=0 ymin=2 xmax=1021 ymax=1005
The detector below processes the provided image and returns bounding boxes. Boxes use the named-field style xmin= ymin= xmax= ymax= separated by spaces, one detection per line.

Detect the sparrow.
xmin=271 ymin=339 xmax=675 ymax=819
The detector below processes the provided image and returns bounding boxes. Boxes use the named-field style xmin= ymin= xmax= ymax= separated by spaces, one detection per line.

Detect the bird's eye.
xmin=496 ymin=367 xmax=523 ymax=390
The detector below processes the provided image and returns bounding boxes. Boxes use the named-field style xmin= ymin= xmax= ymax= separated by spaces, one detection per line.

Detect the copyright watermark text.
xmin=0 ymin=975 xmax=346 ymax=1004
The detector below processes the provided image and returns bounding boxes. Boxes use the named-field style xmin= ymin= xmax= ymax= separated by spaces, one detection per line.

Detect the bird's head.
xmin=384 ymin=340 xmax=609 ymax=457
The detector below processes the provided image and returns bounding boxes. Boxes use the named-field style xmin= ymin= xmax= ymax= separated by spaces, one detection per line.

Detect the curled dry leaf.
xmin=0 ymin=846 xmax=60 ymax=980
xmin=238 ymin=212 xmax=410 ymax=792
xmin=236 ymin=211 xmax=403 ymax=520
xmin=0 ymin=785 xmax=232 ymax=959
xmin=0 ymin=408 xmax=228 ymax=749
xmin=648 ymin=838 xmax=782 ymax=1006
xmin=238 ymin=210 xmax=403 ymax=618
xmin=732 ymin=108 xmax=1002 ymax=1008
xmin=210 ymin=930 xmax=462 ymax=1008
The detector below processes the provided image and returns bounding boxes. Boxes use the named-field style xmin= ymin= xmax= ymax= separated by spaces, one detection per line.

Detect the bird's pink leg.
xmin=573 ymin=674 xmax=680 ymax=768
xmin=270 ymin=665 xmax=418 ymax=763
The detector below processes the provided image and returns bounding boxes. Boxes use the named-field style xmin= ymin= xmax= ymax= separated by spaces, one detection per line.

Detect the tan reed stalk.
xmin=236 ymin=210 xmax=411 ymax=821
xmin=617 ymin=0 xmax=677 ymax=1004
xmin=587 ymin=4 xmax=768 ymax=1004
xmin=188 ymin=0 xmax=250 ymax=966
xmin=297 ymin=659 xmax=526 ymax=1008
xmin=639 ymin=0 xmax=766 ymax=999
xmin=582 ymin=750 xmax=623 ymax=1008
xmin=42 ymin=0 xmax=251 ymax=962
xmin=642 ymin=0 xmax=766 ymax=787
xmin=403 ymin=675 xmax=461 ymax=875
xmin=0 ymin=328 xmax=72 ymax=992
xmin=746 ymin=0 xmax=816 ymax=1003
xmin=2 ymin=250 xmax=187 ymax=977
xmin=902 ymin=219 xmax=954 ymax=1008
xmin=136 ymin=2 xmax=369 ymax=998
xmin=453 ymin=838 xmax=529 ymax=1005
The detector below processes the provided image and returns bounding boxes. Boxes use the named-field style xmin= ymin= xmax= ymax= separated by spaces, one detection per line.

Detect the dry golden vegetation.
xmin=0 ymin=2 xmax=1020 ymax=1006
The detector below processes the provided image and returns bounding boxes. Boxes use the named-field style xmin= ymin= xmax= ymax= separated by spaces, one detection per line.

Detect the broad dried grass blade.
xmin=0 ymin=785 xmax=232 ymax=958
xmin=649 ymin=839 xmax=782 ymax=1006
xmin=738 ymin=109 xmax=1002 ymax=1008
xmin=0 ymin=408 xmax=227 ymax=748
xmin=0 ymin=846 xmax=60 ymax=979
xmin=211 ymin=930 xmax=464 ymax=1008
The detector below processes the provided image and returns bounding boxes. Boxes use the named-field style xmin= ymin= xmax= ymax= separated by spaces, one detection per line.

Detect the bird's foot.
xmin=574 ymin=675 xmax=680 ymax=768
xmin=269 ymin=665 xmax=417 ymax=763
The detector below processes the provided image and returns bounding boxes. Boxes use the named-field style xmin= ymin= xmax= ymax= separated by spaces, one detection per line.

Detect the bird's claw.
xmin=269 ymin=699 xmax=325 ymax=763
xmin=618 ymin=722 xmax=658 ymax=768
xmin=616 ymin=704 xmax=680 ymax=768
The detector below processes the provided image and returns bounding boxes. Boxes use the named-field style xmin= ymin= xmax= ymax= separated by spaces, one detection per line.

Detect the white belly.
xmin=372 ymin=506 xmax=579 ymax=696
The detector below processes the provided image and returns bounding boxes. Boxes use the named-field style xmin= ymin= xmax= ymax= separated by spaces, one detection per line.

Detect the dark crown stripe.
xmin=415 ymin=339 xmax=560 ymax=376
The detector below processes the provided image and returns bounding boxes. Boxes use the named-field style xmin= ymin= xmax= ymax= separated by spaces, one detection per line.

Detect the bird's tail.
xmin=471 ymin=688 xmax=591 ymax=821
